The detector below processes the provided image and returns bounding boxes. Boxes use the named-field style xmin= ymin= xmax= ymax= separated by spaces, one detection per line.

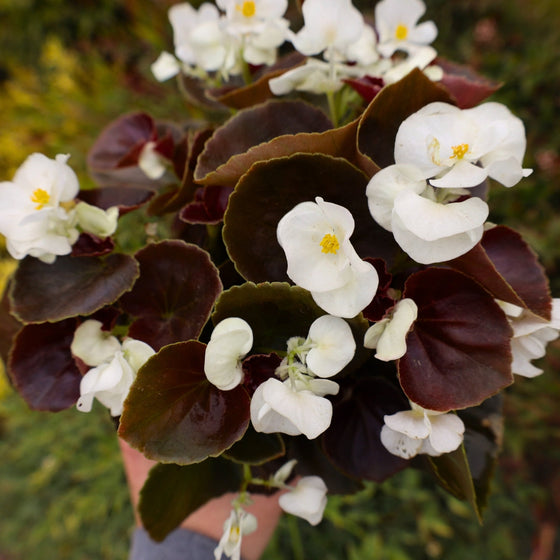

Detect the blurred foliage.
xmin=1 ymin=0 xmax=560 ymax=559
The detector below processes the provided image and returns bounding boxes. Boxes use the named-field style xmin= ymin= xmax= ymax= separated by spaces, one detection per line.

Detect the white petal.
xmin=151 ymin=51 xmax=181 ymax=82
xmin=122 ymin=339 xmax=155 ymax=373
xmin=384 ymin=409 xmax=430 ymax=439
xmin=393 ymin=190 xmax=489 ymax=241
xmin=429 ymin=160 xmax=489 ymax=189
xmin=75 ymin=202 xmax=119 ymax=238
xmin=366 ymin=164 xmax=427 ymax=231
xmin=279 ymin=476 xmax=328 ymax=526
xmin=373 ymin=298 xmax=418 ymax=361
xmin=426 ymin=413 xmax=465 ymax=454
xmin=305 ymin=315 xmax=356 ymax=378
xmin=71 ymin=320 xmax=121 ymax=366
xmin=311 ymin=256 xmax=379 ymax=318
xmin=380 ymin=425 xmax=423 ymax=459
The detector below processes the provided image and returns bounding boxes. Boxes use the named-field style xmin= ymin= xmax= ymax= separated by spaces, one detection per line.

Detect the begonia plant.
xmin=1 ymin=0 xmax=558 ymax=556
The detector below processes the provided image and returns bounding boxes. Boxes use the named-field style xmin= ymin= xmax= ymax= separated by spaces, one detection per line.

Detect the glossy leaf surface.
xmin=120 ymin=240 xmax=222 ymax=351
xmin=399 ymin=268 xmax=513 ymax=411
xmin=10 ymin=254 xmax=139 ymax=324
xmin=119 ymin=340 xmax=251 ymax=464
xmin=8 ymin=319 xmax=80 ymax=411
xmin=223 ymin=153 xmax=397 ymax=283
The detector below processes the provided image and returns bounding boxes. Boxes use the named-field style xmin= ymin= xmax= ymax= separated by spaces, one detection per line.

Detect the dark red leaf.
xmin=399 ymin=268 xmax=513 ymax=411
xmin=120 ymin=240 xmax=222 ymax=351
xmin=8 ymin=319 xmax=81 ymax=411
xmin=118 ymin=340 xmax=251 ymax=464
xmin=10 ymin=253 xmax=140 ymax=324
xmin=322 ymin=375 xmax=410 ymax=482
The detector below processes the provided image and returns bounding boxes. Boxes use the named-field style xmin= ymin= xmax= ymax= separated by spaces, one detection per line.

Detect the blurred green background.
xmin=0 ymin=0 xmax=559 ymax=558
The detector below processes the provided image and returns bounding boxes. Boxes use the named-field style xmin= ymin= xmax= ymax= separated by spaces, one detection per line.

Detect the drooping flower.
xmin=214 ymin=506 xmax=258 ymax=560
xmin=366 ymin=163 xmax=489 ymax=263
xmin=277 ymin=197 xmax=378 ymax=317
xmin=204 ymin=317 xmax=253 ymax=390
xmin=364 ymin=298 xmax=418 ymax=361
xmin=279 ymin=476 xmax=328 ymax=526
xmin=394 ymin=102 xmax=533 ymax=189
xmin=375 ymin=0 xmax=438 ymax=58
xmin=381 ymin=403 xmax=465 ymax=459
xmin=71 ymin=320 xmax=155 ymax=416
xmin=499 ymin=299 xmax=560 ymax=377
xmin=251 ymin=376 xmax=339 ymax=439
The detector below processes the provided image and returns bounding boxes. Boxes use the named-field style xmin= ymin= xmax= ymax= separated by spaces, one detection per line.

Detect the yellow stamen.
xmin=395 ymin=24 xmax=408 ymax=41
xmin=31 ymin=188 xmax=50 ymax=210
xmin=451 ymin=143 xmax=470 ymax=160
xmin=320 ymin=233 xmax=340 ymax=255
xmin=236 ymin=1 xmax=256 ymax=17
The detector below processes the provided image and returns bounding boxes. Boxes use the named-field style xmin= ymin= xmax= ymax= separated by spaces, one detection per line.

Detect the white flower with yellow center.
xmin=71 ymin=320 xmax=155 ymax=417
xmin=366 ymin=163 xmax=489 ymax=264
xmin=277 ymin=197 xmax=378 ymax=317
xmin=395 ymin=102 xmax=533 ymax=189
xmin=214 ymin=506 xmax=257 ymax=560
xmin=204 ymin=317 xmax=254 ymax=390
xmin=0 ymin=153 xmax=80 ymax=263
xmin=381 ymin=402 xmax=465 ymax=459
xmin=374 ymin=0 xmax=437 ymax=58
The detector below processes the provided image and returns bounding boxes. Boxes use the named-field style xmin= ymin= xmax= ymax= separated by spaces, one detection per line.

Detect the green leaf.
xmin=357 ymin=68 xmax=455 ymax=169
xmin=222 ymin=153 xmax=398 ymax=283
xmin=119 ymin=240 xmax=222 ymax=351
xmin=118 ymin=340 xmax=250 ymax=464
xmin=139 ymin=458 xmax=243 ymax=542
xmin=428 ymin=444 xmax=482 ymax=523
xmin=10 ymin=253 xmax=139 ymax=324
xmin=399 ymin=268 xmax=513 ymax=411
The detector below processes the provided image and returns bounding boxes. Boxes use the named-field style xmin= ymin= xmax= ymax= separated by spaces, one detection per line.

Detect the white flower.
xmin=291 ymin=0 xmax=364 ymax=57
xmin=214 ymin=507 xmax=257 ymax=560
xmin=251 ymin=377 xmax=339 ymax=439
xmin=167 ymin=2 xmax=238 ymax=77
xmin=0 ymin=153 xmax=80 ymax=263
xmin=74 ymin=202 xmax=119 ymax=238
xmin=138 ymin=141 xmax=168 ymax=180
xmin=395 ymin=102 xmax=532 ymax=189
xmin=500 ymin=299 xmax=560 ymax=378
xmin=364 ymin=298 xmax=418 ymax=361
xmin=279 ymin=476 xmax=328 ymax=526
xmin=381 ymin=403 xmax=465 ymax=459
xmin=366 ymin=163 xmax=489 ymax=264
xmin=71 ymin=320 xmax=155 ymax=416
xmin=204 ymin=317 xmax=253 ymax=390
xmin=277 ymin=197 xmax=378 ymax=317
xmin=375 ymin=0 xmax=438 ymax=57
xmin=305 ymin=315 xmax=356 ymax=378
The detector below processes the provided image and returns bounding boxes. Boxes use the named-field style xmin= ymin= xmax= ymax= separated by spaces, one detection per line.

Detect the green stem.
xmin=326 ymin=89 xmax=339 ymax=128
xmin=287 ymin=515 xmax=305 ymax=560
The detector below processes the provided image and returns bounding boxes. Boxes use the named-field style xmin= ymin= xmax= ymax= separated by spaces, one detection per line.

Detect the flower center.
xmin=320 ymin=233 xmax=340 ymax=254
xmin=395 ymin=24 xmax=409 ymax=41
xmin=237 ymin=1 xmax=256 ymax=17
xmin=31 ymin=188 xmax=50 ymax=210
xmin=451 ymin=143 xmax=470 ymax=160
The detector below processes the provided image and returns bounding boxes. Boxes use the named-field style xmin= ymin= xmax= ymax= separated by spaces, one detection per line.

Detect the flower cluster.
xmin=1 ymin=0 xmax=558 ymax=555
